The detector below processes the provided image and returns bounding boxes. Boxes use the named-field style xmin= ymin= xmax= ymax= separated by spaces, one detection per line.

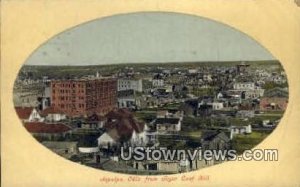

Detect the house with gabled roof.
xmin=200 ymin=131 xmax=231 ymax=151
xmin=98 ymin=109 xmax=149 ymax=149
xmin=79 ymin=113 xmax=106 ymax=129
xmin=40 ymin=107 xmax=66 ymax=122
xmin=155 ymin=118 xmax=181 ymax=134
xmin=15 ymin=107 xmax=44 ymax=122
xmin=24 ymin=122 xmax=72 ymax=141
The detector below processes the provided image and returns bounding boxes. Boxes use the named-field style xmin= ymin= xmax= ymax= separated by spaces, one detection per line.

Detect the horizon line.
xmin=24 ymin=60 xmax=279 ymax=67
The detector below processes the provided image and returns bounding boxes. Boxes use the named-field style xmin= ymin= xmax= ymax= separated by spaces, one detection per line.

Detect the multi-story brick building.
xmin=51 ymin=78 xmax=117 ymax=117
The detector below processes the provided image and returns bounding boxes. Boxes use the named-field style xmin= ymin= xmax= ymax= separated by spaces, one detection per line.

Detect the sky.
xmin=25 ymin=12 xmax=275 ymax=66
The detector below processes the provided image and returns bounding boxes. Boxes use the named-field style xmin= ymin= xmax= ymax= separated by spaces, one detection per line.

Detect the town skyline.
xmin=14 ymin=60 xmax=288 ymax=174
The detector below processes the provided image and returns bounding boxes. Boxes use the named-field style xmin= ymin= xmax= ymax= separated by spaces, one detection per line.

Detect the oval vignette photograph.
xmin=13 ymin=12 xmax=288 ymax=175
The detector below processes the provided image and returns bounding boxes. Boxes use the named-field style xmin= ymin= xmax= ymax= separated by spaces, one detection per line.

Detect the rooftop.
xmin=24 ymin=122 xmax=71 ymax=134
xmin=42 ymin=141 xmax=78 ymax=149
xmin=15 ymin=107 xmax=34 ymax=119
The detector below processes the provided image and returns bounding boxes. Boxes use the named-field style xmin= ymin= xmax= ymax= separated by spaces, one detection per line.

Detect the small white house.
xmin=262 ymin=120 xmax=276 ymax=127
xmin=118 ymin=97 xmax=136 ymax=109
xmin=216 ymin=92 xmax=224 ymax=99
xmin=15 ymin=107 xmax=44 ymax=122
xmin=130 ymin=129 xmax=148 ymax=146
xmin=233 ymin=82 xmax=255 ymax=90
xmin=41 ymin=107 xmax=66 ymax=122
xmin=98 ymin=126 xmax=149 ymax=148
xmin=78 ymin=147 xmax=99 ymax=154
xmin=230 ymin=125 xmax=252 ymax=139
xmin=155 ymin=118 xmax=181 ymax=133
xmin=28 ymin=108 xmax=44 ymax=122
xmin=152 ymin=79 xmax=164 ymax=87
xmin=211 ymin=102 xmax=224 ymax=110
xmin=118 ymin=78 xmax=143 ymax=92
xmin=97 ymin=131 xmax=117 ymax=148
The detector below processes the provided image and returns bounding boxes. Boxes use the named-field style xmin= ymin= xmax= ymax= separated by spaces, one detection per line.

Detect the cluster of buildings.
xmin=13 ymin=61 xmax=288 ymax=174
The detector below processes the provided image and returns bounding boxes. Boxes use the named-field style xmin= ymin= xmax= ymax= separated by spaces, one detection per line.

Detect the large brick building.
xmin=51 ymin=78 xmax=117 ymax=117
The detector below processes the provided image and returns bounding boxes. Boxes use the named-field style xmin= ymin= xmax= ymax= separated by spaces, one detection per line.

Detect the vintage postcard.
xmin=1 ymin=0 xmax=300 ymax=186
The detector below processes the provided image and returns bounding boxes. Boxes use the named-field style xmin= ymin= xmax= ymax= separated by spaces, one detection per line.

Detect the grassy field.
xmin=158 ymin=133 xmax=201 ymax=149
xmin=178 ymin=130 xmax=202 ymax=138
xmin=231 ymin=131 xmax=271 ymax=154
xmin=259 ymin=111 xmax=285 ymax=115
xmin=252 ymin=115 xmax=282 ymax=122
xmin=134 ymin=111 xmax=157 ymax=123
